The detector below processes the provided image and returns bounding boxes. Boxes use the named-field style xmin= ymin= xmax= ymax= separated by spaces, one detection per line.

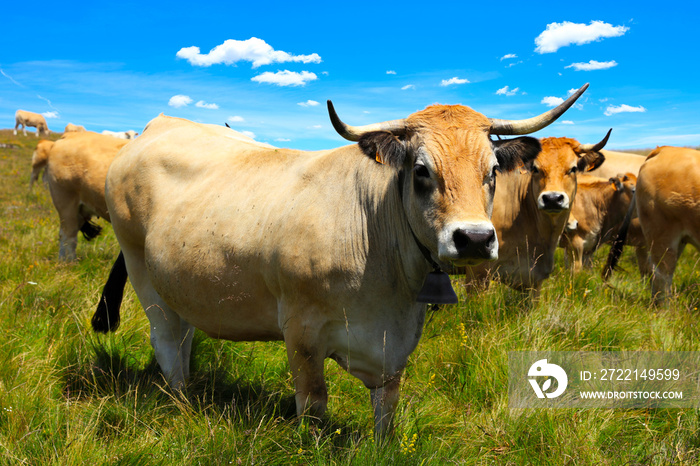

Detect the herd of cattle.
xmin=11 ymin=84 xmax=700 ymax=436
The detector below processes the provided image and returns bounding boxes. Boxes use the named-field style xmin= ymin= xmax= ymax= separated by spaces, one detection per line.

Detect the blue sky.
xmin=2 ymin=1 xmax=699 ymax=150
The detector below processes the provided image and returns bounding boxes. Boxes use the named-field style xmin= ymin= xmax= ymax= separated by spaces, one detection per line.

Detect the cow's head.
xmin=609 ymin=172 xmax=637 ymax=216
xmin=328 ymin=84 xmax=588 ymax=266
xmin=529 ymin=130 xmax=610 ymax=216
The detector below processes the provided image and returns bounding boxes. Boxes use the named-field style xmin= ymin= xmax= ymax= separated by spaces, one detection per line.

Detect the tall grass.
xmin=1 ymin=130 xmax=699 ymax=464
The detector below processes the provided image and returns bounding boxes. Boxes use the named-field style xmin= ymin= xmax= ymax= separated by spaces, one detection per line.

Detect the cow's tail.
xmin=78 ymin=204 xmax=103 ymax=240
xmin=602 ymin=192 xmax=637 ymax=281
xmin=92 ymin=251 xmax=128 ymax=333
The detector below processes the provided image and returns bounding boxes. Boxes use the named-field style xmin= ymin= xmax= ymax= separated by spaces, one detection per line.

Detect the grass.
xmin=1 ymin=129 xmax=699 ymax=464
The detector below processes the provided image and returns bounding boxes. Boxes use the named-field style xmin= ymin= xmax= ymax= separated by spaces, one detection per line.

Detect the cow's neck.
xmin=346 ymin=157 xmax=432 ymax=301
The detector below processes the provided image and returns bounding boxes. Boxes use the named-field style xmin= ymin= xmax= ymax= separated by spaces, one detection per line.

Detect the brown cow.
xmin=608 ymin=146 xmax=700 ymax=304
xmin=560 ymin=173 xmax=637 ymax=272
xmin=462 ymin=131 xmax=609 ymax=290
xmin=91 ymin=85 xmax=588 ymax=436
xmin=39 ymin=131 xmax=129 ymax=260
xmin=14 ymin=110 xmax=51 ymax=137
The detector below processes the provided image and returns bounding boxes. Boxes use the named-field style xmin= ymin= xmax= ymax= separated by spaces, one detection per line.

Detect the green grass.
xmin=1 ymin=130 xmax=699 ymax=464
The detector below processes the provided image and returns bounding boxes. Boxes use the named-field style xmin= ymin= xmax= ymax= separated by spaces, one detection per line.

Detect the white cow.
xmin=101 ymin=129 xmax=138 ymax=139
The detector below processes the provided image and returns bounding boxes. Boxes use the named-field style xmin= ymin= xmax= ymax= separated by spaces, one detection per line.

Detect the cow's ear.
xmin=577 ymin=151 xmax=606 ymax=172
xmin=493 ymin=136 xmax=541 ymax=172
xmin=358 ymin=131 xmax=406 ymax=169
xmin=609 ymin=177 xmax=623 ymax=191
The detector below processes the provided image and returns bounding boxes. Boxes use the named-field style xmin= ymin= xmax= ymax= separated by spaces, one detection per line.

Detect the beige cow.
xmin=36 ymin=131 xmax=129 ymax=260
xmin=14 ymin=110 xmax=50 ymax=137
xmin=91 ymin=85 xmax=587 ymax=436
xmin=64 ymin=123 xmax=86 ymax=132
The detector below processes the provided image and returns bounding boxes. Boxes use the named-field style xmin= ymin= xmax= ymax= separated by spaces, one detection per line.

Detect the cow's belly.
xmin=143 ymin=232 xmax=284 ymax=342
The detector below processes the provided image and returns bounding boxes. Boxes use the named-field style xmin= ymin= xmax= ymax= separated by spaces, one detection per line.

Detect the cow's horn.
xmin=489 ymin=83 xmax=589 ymax=135
xmin=578 ymin=128 xmax=612 ymax=152
xmin=327 ymin=101 xmax=407 ymax=141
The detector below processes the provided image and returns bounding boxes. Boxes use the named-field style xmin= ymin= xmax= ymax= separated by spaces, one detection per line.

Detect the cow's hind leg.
xmin=124 ymin=248 xmax=194 ymax=389
xmin=649 ymin=237 xmax=684 ymax=305
xmin=48 ymin=188 xmax=80 ymax=261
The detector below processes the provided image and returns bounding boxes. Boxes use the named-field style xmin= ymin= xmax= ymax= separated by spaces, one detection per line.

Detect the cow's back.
xmin=637 ymin=147 xmax=700 ymax=226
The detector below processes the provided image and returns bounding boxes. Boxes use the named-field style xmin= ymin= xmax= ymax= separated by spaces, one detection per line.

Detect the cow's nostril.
xmin=453 ymin=228 xmax=495 ymax=257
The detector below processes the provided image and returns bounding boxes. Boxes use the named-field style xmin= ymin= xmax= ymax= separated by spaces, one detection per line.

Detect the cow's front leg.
xmin=283 ymin=322 xmax=328 ymax=421
xmin=370 ymin=370 xmax=402 ymax=439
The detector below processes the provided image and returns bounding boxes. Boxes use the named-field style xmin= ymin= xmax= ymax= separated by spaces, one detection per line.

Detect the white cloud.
xmin=241 ymin=130 xmax=256 ymax=139
xmin=251 ymin=70 xmax=318 ymax=87
xmin=541 ymin=96 xmax=565 ymax=107
xmin=42 ymin=111 xmax=59 ymax=119
xmin=310 ymin=125 xmax=322 ymax=129
xmin=561 ymin=120 xmax=575 ymax=125
xmin=535 ymin=21 xmax=629 ymax=54
xmin=227 ymin=115 xmax=245 ymax=123
xmin=275 ymin=138 xmax=291 ymax=142
xmin=604 ymin=104 xmax=646 ymax=116
xmin=566 ymin=60 xmax=618 ymax=71
xmin=169 ymin=95 xmax=193 ymax=108
xmin=195 ymin=100 xmax=219 ymax=109
xmin=496 ymin=86 xmax=520 ymax=96
xmin=298 ymin=100 xmax=320 ymax=107
xmin=402 ymin=84 xmax=416 ymax=90
xmin=440 ymin=77 xmax=469 ymax=86
xmin=176 ymin=37 xmax=321 ymax=68
xmin=500 ymin=54 xmax=517 ymax=61
xmin=386 ymin=70 xmax=397 ymax=75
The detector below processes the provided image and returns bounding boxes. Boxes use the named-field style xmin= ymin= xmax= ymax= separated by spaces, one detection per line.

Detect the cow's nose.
xmin=452 ymin=228 xmax=496 ymax=259
xmin=539 ymin=192 xmax=568 ymax=211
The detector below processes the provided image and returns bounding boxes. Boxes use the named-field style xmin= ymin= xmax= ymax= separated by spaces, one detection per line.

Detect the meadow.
xmin=1 ymin=129 xmax=699 ymax=465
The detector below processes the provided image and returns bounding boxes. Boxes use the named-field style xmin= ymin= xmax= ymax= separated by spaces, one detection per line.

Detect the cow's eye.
xmin=530 ymin=165 xmax=540 ymax=174
xmin=414 ymin=164 xmax=430 ymax=179
xmin=568 ymin=166 xmax=578 ymax=175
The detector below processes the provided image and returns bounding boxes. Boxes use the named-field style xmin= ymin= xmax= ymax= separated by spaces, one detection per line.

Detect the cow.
xmin=91 ymin=85 xmax=588 ymax=436
xmin=14 ymin=110 xmax=50 ymax=137
xmin=560 ymin=173 xmax=637 ymax=272
xmin=606 ymin=146 xmax=700 ymax=304
xmin=588 ymin=149 xmax=646 ymax=179
xmin=64 ymin=123 xmax=86 ymax=132
xmin=101 ymin=129 xmax=138 ymax=139
xmin=37 ymin=131 xmax=129 ymax=260
xmin=461 ymin=131 xmax=610 ymax=291
xmin=30 ymin=139 xmax=55 ymax=189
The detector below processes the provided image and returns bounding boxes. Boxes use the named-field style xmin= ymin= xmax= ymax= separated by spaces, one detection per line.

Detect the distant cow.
xmin=560 ymin=173 xmax=637 ymax=272
xmin=101 ymin=129 xmax=138 ymax=139
xmin=64 ymin=123 xmax=86 ymax=132
xmin=36 ymin=131 xmax=129 ymax=260
xmin=607 ymin=146 xmax=700 ymax=304
xmin=91 ymin=85 xmax=587 ymax=436
xmin=462 ymin=131 xmax=610 ymax=290
xmin=14 ymin=110 xmax=50 ymax=137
